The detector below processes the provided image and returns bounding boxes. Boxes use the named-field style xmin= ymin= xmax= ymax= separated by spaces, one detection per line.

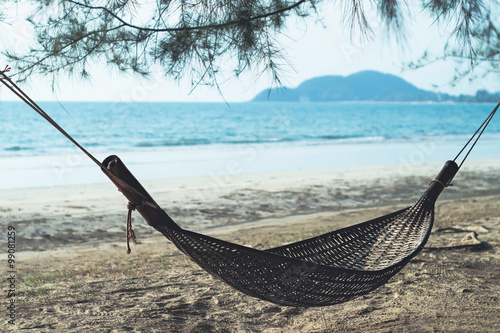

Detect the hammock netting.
xmin=102 ymin=155 xmax=457 ymax=307
xmin=163 ymin=202 xmax=430 ymax=307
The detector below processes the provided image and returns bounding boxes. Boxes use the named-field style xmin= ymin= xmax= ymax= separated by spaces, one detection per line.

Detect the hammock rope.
xmin=453 ymin=104 xmax=498 ymax=170
xmin=1 ymin=68 xmax=499 ymax=307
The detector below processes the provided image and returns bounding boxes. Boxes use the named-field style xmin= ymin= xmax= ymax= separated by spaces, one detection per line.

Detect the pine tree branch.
xmin=7 ymin=24 xmax=126 ymax=78
xmin=446 ymin=55 xmax=500 ymax=62
xmin=67 ymin=0 xmax=310 ymax=32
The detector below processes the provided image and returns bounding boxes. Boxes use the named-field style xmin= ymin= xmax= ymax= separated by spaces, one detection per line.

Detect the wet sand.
xmin=1 ymin=158 xmax=499 ymax=332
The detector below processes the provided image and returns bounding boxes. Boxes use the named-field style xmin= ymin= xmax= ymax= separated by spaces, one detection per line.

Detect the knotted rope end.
xmin=126 ymin=202 xmax=138 ymax=254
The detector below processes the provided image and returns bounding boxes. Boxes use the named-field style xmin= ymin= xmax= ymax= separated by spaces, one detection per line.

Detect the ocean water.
xmin=2 ymin=101 xmax=500 ymax=155
xmin=1 ymin=101 xmax=499 ymax=189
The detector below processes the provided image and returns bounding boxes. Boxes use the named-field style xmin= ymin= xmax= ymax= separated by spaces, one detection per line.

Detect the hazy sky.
xmin=1 ymin=2 xmax=498 ymax=103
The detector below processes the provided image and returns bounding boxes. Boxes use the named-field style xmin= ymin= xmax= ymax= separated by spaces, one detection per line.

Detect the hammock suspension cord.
xmin=453 ymin=102 xmax=499 ymax=170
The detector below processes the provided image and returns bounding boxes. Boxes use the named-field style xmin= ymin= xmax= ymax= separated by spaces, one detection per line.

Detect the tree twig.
xmin=67 ymin=0 xmax=309 ymax=33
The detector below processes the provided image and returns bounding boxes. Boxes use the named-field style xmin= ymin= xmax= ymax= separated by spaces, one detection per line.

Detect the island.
xmin=252 ymin=71 xmax=500 ymax=103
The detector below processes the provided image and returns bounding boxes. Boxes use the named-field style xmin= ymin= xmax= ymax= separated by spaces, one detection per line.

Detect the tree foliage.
xmin=1 ymin=0 xmax=498 ymax=87
xmin=407 ymin=1 xmax=499 ymax=85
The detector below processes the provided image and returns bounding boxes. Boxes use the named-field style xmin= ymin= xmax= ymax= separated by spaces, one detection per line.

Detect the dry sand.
xmin=1 ymin=159 xmax=499 ymax=332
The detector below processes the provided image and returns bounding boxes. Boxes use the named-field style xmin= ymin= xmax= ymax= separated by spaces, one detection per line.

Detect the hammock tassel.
xmin=126 ymin=202 xmax=137 ymax=254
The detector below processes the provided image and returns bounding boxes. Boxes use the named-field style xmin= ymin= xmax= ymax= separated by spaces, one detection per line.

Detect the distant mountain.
xmin=252 ymin=71 xmax=500 ymax=103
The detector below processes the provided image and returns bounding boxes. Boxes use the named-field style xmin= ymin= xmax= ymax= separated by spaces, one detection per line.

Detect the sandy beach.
xmin=1 ymin=157 xmax=499 ymax=332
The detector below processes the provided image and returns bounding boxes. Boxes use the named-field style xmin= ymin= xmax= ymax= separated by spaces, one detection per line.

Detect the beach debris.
xmin=426 ymin=231 xmax=487 ymax=251
xmin=460 ymin=232 xmax=482 ymax=246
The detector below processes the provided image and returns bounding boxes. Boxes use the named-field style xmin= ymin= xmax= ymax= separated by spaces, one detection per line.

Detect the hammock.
xmin=103 ymin=155 xmax=458 ymax=307
xmin=1 ymin=69 xmax=498 ymax=307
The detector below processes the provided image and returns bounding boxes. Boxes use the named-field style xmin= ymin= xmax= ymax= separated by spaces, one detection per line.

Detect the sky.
xmin=0 ymin=2 xmax=498 ymax=103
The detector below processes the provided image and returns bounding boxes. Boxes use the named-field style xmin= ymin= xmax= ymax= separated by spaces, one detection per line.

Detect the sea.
xmin=1 ymin=101 xmax=499 ymax=190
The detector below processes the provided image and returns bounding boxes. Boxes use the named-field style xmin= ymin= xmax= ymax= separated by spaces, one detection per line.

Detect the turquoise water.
xmin=1 ymin=102 xmax=499 ymax=157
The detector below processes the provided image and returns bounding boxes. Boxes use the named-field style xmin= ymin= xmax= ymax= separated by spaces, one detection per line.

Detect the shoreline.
xmin=1 ymin=135 xmax=499 ymax=190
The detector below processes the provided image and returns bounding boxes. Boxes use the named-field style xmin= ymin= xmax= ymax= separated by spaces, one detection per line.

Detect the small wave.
xmin=4 ymin=146 xmax=33 ymax=152
xmin=320 ymin=135 xmax=353 ymax=140
xmin=135 ymin=139 xmax=212 ymax=147
xmin=347 ymin=136 xmax=386 ymax=142
xmin=136 ymin=138 xmax=300 ymax=147
xmin=83 ymin=142 xmax=104 ymax=147
xmin=162 ymin=139 xmax=211 ymax=147
xmin=226 ymin=137 xmax=298 ymax=145
xmin=134 ymin=135 xmax=388 ymax=148
xmin=136 ymin=142 xmax=156 ymax=147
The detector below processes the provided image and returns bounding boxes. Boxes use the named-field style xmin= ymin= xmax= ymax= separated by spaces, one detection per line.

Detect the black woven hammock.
xmin=103 ymin=156 xmax=456 ymax=307
xmin=0 ymin=70 xmax=498 ymax=307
